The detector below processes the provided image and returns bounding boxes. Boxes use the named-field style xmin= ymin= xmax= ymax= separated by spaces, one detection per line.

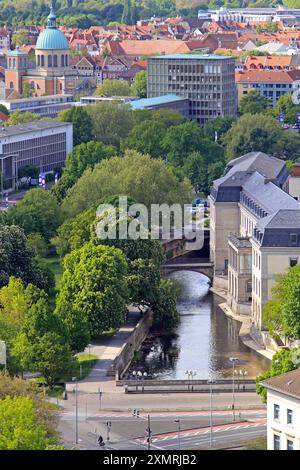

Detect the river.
xmin=130 ymin=270 xmax=269 ymax=380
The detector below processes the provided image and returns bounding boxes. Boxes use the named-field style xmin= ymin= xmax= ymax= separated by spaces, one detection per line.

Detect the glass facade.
xmin=148 ymin=56 xmax=237 ymax=125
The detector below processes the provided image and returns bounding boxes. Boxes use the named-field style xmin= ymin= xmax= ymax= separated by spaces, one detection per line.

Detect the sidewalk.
xmin=66 ymin=307 xmax=142 ymax=393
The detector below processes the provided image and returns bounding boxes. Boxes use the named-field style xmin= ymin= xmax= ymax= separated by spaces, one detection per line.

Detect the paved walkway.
xmin=66 ymin=307 xmax=142 ymax=393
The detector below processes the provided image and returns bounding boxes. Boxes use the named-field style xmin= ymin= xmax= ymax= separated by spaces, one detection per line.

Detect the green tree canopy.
xmin=87 ymin=101 xmax=135 ymax=148
xmin=55 ymin=243 xmax=129 ymax=340
xmin=238 ymin=90 xmax=270 ymax=115
xmin=4 ymin=111 xmax=40 ymax=126
xmin=95 ymin=78 xmax=132 ymax=97
xmin=203 ymin=115 xmax=236 ymax=142
xmin=57 ymin=106 xmax=93 ymax=146
xmin=223 ymin=113 xmax=285 ymax=161
xmin=61 ymin=151 xmax=192 ymax=219
xmin=121 ymin=119 xmax=166 ymax=158
xmin=131 ymin=70 xmax=147 ymax=98
xmin=6 ymin=188 xmax=61 ymax=242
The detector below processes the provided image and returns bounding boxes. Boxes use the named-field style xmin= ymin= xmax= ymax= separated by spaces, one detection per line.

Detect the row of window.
xmin=274 ymin=404 xmax=293 ymax=424
xmin=273 ymin=434 xmax=294 ymax=451
xmin=37 ymin=54 xmax=69 ymax=68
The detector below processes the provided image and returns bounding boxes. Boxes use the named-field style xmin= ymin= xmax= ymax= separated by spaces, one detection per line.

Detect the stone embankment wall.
xmin=108 ymin=309 xmax=153 ymax=379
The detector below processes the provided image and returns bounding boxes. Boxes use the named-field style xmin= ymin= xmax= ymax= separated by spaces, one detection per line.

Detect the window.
xmin=274 ymin=434 xmax=280 ymax=450
xmin=41 ymin=55 xmax=44 ymax=67
xmin=287 ymin=440 xmax=294 ymax=450
xmin=48 ymin=55 xmax=52 ymax=67
xmin=274 ymin=403 xmax=280 ymax=420
xmin=287 ymin=409 xmax=293 ymax=424
xmin=61 ymin=55 xmax=64 ymax=67
xmin=53 ymin=55 xmax=57 ymax=67
xmin=290 ymin=233 xmax=298 ymax=244
xmin=289 ymin=258 xmax=298 ymax=268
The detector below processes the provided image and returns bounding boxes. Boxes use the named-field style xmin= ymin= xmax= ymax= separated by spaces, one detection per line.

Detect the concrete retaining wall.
xmin=109 ymin=309 xmax=153 ymax=379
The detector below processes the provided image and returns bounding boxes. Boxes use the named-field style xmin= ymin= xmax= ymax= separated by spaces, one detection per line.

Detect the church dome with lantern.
xmin=36 ymin=5 xmax=69 ymax=50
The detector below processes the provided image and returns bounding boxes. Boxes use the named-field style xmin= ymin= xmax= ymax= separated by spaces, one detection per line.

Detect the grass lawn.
xmin=42 ymin=255 xmax=63 ymax=290
xmin=243 ymin=436 xmax=267 ymax=450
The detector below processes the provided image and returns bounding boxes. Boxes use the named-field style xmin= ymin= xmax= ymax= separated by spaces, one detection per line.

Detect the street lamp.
xmin=234 ymin=369 xmax=240 ymax=390
xmin=239 ymin=369 xmax=248 ymax=392
xmin=229 ymin=357 xmax=238 ymax=421
xmin=106 ymin=420 xmax=111 ymax=442
xmin=207 ymin=379 xmax=215 ymax=448
xmin=174 ymin=418 xmax=181 ymax=450
xmin=185 ymin=370 xmax=197 ymax=391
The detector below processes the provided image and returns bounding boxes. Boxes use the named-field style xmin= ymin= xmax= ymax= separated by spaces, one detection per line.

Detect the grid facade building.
xmin=147 ymin=54 xmax=237 ymax=125
xmin=0 ymin=120 xmax=73 ymax=190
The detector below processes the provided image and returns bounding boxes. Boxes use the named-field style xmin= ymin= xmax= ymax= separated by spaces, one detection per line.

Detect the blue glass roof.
xmin=130 ymin=94 xmax=187 ymax=109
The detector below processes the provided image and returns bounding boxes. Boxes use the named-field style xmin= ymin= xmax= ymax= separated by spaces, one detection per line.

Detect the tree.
xmin=6 ymin=188 xmax=61 ymax=242
xmin=4 ymin=111 xmax=40 ymax=126
xmin=21 ymin=82 xmax=35 ymax=98
xmin=203 ymin=115 xmax=236 ymax=142
xmin=0 ymin=277 xmax=29 ymax=345
xmin=162 ymin=121 xmax=204 ymax=166
xmin=223 ymin=113 xmax=285 ymax=161
xmin=0 ymin=396 xmax=52 ymax=450
xmin=0 ymin=104 xmax=9 ymax=116
xmin=183 ymin=152 xmax=208 ymax=194
xmin=152 ymin=279 xmax=179 ymax=329
xmin=11 ymin=29 xmax=29 ymax=46
xmin=63 ymin=140 xmax=116 ymax=183
xmin=95 ymin=78 xmax=132 ymax=97
xmin=0 ymin=225 xmax=52 ymax=290
xmin=151 ymin=108 xmax=185 ymax=128
xmin=87 ymin=101 xmax=135 ymax=148
xmin=57 ymin=107 xmax=93 ymax=146
xmin=273 ymin=93 xmax=300 ymax=124
xmin=131 ymin=70 xmax=147 ymax=98
xmin=55 ymin=243 xmax=129 ymax=339
xmin=256 ymin=348 xmax=300 ymax=403
xmin=238 ymin=90 xmax=270 ymax=115
xmin=121 ymin=119 xmax=166 ymax=158
xmin=61 ymin=151 xmax=192 ymax=219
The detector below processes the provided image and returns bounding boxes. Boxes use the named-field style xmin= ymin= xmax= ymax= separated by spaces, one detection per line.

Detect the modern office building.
xmin=0 ymin=94 xmax=74 ymax=118
xmin=198 ymin=7 xmax=300 ymax=24
xmin=0 ymin=120 xmax=73 ymax=190
xmin=209 ymin=151 xmax=300 ymax=337
xmin=147 ymin=54 xmax=237 ymax=125
xmin=261 ymin=369 xmax=300 ymax=450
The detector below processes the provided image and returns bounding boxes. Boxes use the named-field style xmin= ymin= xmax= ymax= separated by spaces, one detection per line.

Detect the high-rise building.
xmin=147 ymin=54 xmax=237 ymax=125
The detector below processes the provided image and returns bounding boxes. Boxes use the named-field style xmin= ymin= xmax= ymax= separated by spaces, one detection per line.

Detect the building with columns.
xmin=5 ymin=4 xmax=87 ymax=98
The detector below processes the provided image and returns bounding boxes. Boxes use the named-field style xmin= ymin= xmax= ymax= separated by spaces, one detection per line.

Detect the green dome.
xmin=36 ymin=5 xmax=69 ymax=50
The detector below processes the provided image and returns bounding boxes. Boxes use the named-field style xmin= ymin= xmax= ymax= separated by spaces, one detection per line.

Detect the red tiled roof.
xmin=236 ymin=69 xmax=300 ymax=84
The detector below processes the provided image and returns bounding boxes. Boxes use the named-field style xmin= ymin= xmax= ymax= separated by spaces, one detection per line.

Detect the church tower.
xmin=5 ymin=47 xmax=28 ymax=97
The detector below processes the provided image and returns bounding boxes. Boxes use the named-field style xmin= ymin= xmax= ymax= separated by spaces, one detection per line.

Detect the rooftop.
xmin=226 ymin=152 xmax=286 ymax=180
xmin=150 ymin=54 xmax=235 ymax=60
xmin=0 ymin=120 xmax=72 ymax=139
xmin=260 ymin=368 xmax=300 ymax=401
xmin=130 ymin=94 xmax=188 ymax=109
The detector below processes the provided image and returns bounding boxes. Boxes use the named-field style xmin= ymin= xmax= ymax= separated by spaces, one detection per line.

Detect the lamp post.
xmin=174 ymin=418 xmax=181 ymax=450
xmin=229 ymin=357 xmax=238 ymax=421
xmin=207 ymin=379 xmax=215 ymax=448
xmin=239 ymin=369 xmax=248 ymax=392
xmin=106 ymin=420 xmax=111 ymax=442
xmin=185 ymin=370 xmax=197 ymax=391
xmin=234 ymin=369 xmax=240 ymax=391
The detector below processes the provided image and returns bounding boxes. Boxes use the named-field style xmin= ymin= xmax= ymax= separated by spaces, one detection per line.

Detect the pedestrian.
xmin=98 ymin=435 xmax=105 ymax=447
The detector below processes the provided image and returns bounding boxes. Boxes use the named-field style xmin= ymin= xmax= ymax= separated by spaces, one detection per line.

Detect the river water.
xmin=132 ymin=271 xmax=269 ymax=380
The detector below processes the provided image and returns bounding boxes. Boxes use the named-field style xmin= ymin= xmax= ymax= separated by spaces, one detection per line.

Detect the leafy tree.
xmin=57 ymin=107 xmax=93 ymax=146
xmin=26 ymin=233 xmax=48 ymax=257
xmin=50 ymin=173 xmax=75 ymax=203
xmin=207 ymin=161 xmax=224 ymax=189
xmin=61 ymin=151 xmax=192 ymax=219
xmin=63 ymin=140 xmax=116 ymax=183
xmin=0 ymin=225 xmax=52 ymax=290
xmin=256 ymin=348 xmax=300 ymax=403
xmin=21 ymin=82 xmax=35 ymax=98
xmin=4 ymin=111 xmax=40 ymax=126
xmin=0 ymin=104 xmax=9 ymax=116
xmin=183 ymin=151 xmax=208 ymax=194
xmin=95 ymin=78 xmax=132 ymax=96
xmin=11 ymin=29 xmax=29 ymax=46
xmin=203 ymin=115 xmax=236 ymax=142
xmin=121 ymin=119 xmax=166 ymax=158
xmin=131 ymin=70 xmax=147 ymax=98
xmin=239 ymin=90 xmax=270 ymax=115
xmin=223 ymin=113 xmax=284 ymax=161
xmin=0 ymin=277 xmax=29 ymax=345
xmin=152 ymin=279 xmax=179 ymax=329
xmin=162 ymin=121 xmax=204 ymax=166
xmin=55 ymin=243 xmax=129 ymax=339
xmin=87 ymin=101 xmax=135 ymax=148
xmin=272 ymin=93 xmax=300 ymax=124
xmin=151 ymin=108 xmax=185 ymax=128
xmin=6 ymin=188 xmax=61 ymax=242
xmin=0 ymin=396 xmax=52 ymax=450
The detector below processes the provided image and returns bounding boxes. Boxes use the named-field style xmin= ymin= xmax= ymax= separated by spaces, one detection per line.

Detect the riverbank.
xmin=210 ymin=285 xmax=273 ymax=362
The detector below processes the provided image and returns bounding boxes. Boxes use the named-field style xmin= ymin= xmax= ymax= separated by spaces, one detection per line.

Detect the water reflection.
xmin=134 ymin=271 xmax=269 ymax=380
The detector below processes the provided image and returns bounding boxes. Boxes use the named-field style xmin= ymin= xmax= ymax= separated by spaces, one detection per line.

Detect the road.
xmin=58 ymin=409 xmax=266 ymax=450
